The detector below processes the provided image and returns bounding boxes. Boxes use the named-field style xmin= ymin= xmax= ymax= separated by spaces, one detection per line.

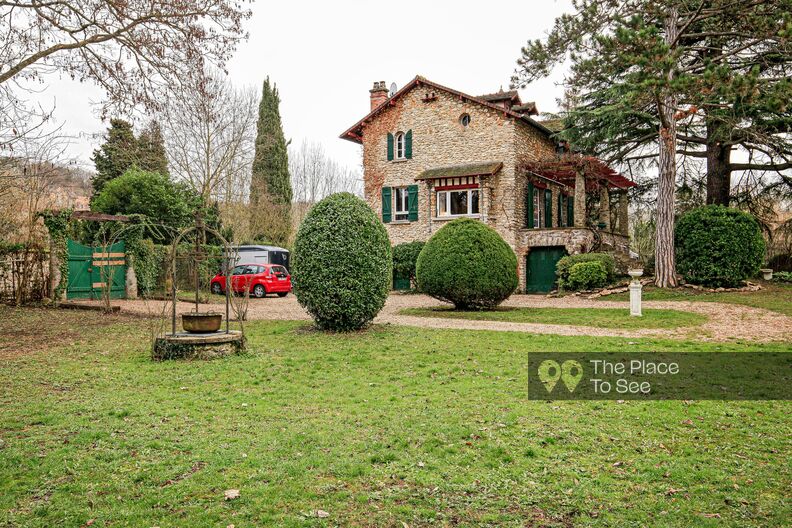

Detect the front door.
xmin=525 ymin=247 xmax=567 ymax=293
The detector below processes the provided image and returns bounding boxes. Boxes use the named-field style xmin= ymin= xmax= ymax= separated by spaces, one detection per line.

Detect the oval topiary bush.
xmin=292 ymin=193 xmax=392 ymax=331
xmin=675 ymin=205 xmax=765 ymax=288
xmin=416 ymin=218 xmax=517 ymax=309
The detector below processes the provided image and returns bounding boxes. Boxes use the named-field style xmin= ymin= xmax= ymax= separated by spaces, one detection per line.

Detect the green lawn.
xmin=400 ymin=306 xmax=707 ymax=329
xmin=0 ymin=307 xmax=790 ymax=527
xmin=597 ymin=281 xmax=792 ymax=316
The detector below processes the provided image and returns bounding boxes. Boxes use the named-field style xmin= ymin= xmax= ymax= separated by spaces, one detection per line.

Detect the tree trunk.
xmin=654 ymin=8 xmax=679 ymax=288
xmin=705 ymin=119 xmax=732 ymax=206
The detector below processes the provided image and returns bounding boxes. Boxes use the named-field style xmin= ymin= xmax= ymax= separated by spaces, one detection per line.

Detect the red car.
xmin=210 ymin=263 xmax=291 ymax=298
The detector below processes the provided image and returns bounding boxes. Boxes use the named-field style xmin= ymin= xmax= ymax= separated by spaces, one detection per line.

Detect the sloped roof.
xmin=415 ymin=161 xmax=503 ymax=180
xmin=477 ymin=89 xmax=520 ymax=103
xmin=537 ymin=118 xmax=564 ymax=132
xmin=339 ymin=76 xmax=552 ymax=144
xmin=521 ymin=155 xmax=636 ymax=190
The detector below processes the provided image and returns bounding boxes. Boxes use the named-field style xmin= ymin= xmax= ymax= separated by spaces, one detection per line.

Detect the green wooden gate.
xmin=67 ymin=239 xmax=127 ymax=300
xmin=525 ymin=247 xmax=567 ymax=293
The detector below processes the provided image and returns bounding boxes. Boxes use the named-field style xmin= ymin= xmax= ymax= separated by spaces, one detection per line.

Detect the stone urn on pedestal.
xmin=628 ymin=269 xmax=644 ymax=317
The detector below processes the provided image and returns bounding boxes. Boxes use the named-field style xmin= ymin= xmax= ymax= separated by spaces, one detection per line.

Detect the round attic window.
xmin=459 ymin=113 xmax=471 ymax=127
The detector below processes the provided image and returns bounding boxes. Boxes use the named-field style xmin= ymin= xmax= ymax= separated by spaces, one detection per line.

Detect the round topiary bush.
xmin=416 ymin=218 xmax=517 ymax=309
xmin=675 ymin=205 xmax=765 ymax=288
xmin=565 ymin=261 xmax=608 ymax=291
xmin=292 ymin=193 xmax=392 ymax=331
xmin=555 ymin=252 xmax=615 ymax=290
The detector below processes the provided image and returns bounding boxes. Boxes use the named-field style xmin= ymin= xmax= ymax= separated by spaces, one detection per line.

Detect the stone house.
xmin=340 ymin=76 xmax=635 ymax=292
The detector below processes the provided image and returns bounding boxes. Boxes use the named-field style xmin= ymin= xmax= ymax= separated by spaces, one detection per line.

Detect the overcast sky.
xmin=34 ymin=0 xmax=573 ymax=173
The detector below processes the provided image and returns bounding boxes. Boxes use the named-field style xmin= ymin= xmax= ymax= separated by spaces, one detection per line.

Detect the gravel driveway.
xmin=81 ymin=292 xmax=792 ymax=343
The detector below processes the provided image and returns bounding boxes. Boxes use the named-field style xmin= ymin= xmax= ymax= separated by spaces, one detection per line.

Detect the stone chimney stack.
xmin=370 ymin=81 xmax=389 ymax=110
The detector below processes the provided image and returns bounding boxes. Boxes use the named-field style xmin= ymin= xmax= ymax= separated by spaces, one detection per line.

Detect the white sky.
xmin=31 ymin=0 xmax=573 ymax=173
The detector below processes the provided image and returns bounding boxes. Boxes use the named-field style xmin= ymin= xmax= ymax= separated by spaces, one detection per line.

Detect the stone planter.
xmin=760 ymin=268 xmax=773 ymax=281
xmin=182 ymin=312 xmax=222 ymax=333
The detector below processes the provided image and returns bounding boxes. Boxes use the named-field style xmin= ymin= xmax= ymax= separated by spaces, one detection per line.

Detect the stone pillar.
xmin=630 ymin=277 xmax=643 ymax=317
xmin=599 ymin=185 xmax=610 ymax=230
xmin=125 ymin=255 xmax=138 ymax=299
xmin=573 ymin=169 xmax=586 ymax=228
xmin=618 ymin=190 xmax=629 ymax=235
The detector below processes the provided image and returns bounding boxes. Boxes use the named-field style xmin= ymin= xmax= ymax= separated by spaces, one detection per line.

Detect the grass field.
xmin=399 ymin=307 xmax=707 ymax=329
xmin=1 ymin=307 xmax=790 ymax=527
xmin=597 ymin=281 xmax=792 ymax=316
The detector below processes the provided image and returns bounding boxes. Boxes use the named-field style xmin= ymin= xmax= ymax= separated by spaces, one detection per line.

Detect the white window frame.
xmin=436 ymin=189 xmax=480 ymax=217
xmin=393 ymin=186 xmax=409 ymax=221
xmin=395 ymin=132 xmax=405 ymax=159
xmin=532 ymin=190 xmax=542 ymax=229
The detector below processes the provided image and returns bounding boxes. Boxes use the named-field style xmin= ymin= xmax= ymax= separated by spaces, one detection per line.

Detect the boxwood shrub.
xmin=292 ymin=193 xmax=392 ymax=331
xmin=675 ymin=205 xmax=765 ymax=287
xmin=556 ymin=252 xmax=615 ymax=290
xmin=393 ymin=241 xmax=425 ymax=289
xmin=416 ymin=218 xmax=517 ymax=309
xmin=565 ymin=261 xmax=608 ymax=291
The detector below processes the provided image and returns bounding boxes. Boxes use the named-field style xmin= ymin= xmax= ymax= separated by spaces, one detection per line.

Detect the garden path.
xmin=88 ymin=292 xmax=792 ymax=343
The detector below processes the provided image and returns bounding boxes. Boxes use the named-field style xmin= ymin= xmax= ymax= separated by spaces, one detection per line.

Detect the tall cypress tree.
xmin=91 ymin=118 xmax=139 ymax=196
xmin=250 ymin=77 xmax=292 ymax=246
xmin=137 ymin=120 xmax=169 ymax=177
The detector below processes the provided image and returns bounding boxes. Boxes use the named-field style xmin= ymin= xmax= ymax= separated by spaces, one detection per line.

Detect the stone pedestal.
xmin=629 ymin=281 xmax=643 ymax=317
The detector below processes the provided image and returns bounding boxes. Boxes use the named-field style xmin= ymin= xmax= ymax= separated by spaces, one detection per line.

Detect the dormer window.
xmin=395 ymin=132 xmax=405 ymax=159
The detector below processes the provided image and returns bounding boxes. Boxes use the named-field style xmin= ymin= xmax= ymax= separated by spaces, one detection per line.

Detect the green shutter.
xmin=407 ymin=185 xmax=418 ymax=221
xmin=557 ymin=194 xmax=563 ymax=227
xmin=382 ymin=187 xmax=392 ymax=222
xmin=567 ymin=194 xmax=574 ymax=226
xmin=544 ymin=189 xmax=552 ymax=228
xmin=405 ymin=130 xmax=413 ymax=159
xmin=387 ymin=133 xmax=394 ymax=161
xmin=526 ymin=183 xmax=534 ymax=228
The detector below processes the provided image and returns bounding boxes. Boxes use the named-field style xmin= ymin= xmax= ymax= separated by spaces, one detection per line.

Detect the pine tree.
xmin=250 ymin=77 xmax=292 ymax=246
xmin=91 ymin=118 xmax=139 ymax=196
xmin=137 ymin=120 xmax=169 ymax=176
xmin=512 ymin=0 xmax=792 ymax=286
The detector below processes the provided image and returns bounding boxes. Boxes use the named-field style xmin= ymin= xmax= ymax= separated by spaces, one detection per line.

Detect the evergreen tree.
xmin=512 ymin=0 xmax=792 ymax=286
xmin=137 ymin=120 xmax=169 ymax=176
xmin=91 ymin=118 xmax=138 ymax=196
xmin=250 ymin=77 xmax=291 ymax=246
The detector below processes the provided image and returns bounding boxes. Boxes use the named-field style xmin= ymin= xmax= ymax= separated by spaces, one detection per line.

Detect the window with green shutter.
xmin=526 ymin=183 xmax=534 ymax=228
xmin=382 ymin=187 xmax=392 ymax=222
xmin=557 ymin=193 xmax=563 ymax=227
xmin=407 ymin=185 xmax=418 ymax=221
xmin=544 ymin=189 xmax=552 ymax=228
xmin=405 ymin=130 xmax=413 ymax=159
xmin=387 ymin=133 xmax=394 ymax=161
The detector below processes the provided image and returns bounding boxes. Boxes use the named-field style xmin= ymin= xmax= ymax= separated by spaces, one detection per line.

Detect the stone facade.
xmin=343 ymin=77 xmax=631 ymax=292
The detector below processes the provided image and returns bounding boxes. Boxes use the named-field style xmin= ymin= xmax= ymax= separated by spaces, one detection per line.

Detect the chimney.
xmin=370 ymin=81 xmax=389 ymax=110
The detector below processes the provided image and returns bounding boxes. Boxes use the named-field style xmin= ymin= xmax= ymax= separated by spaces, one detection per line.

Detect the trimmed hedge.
xmin=566 ymin=261 xmax=608 ymax=291
xmin=416 ymin=218 xmax=517 ymax=309
xmin=675 ymin=206 xmax=765 ymax=288
xmin=393 ymin=241 xmax=425 ymax=288
xmin=292 ymin=193 xmax=392 ymax=331
xmin=556 ymin=253 xmax=615 ymax=290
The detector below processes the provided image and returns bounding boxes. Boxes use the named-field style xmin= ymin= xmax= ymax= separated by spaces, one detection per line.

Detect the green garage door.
xmin=525 ymin=247 xmax=567 ymax=293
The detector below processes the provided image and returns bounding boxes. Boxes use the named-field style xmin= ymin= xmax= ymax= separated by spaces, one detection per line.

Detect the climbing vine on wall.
xmin=40 ymin=209 xmax=73 ymax=301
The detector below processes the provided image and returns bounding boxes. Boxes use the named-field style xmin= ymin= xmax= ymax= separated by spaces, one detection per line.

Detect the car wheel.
xmin=211 ymin=282 xmax=222 ymax=295
xmin=253 ymin=284 xmax=266 ymax=298
xmin=277 ymin=292 xmax=288 ymax=297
